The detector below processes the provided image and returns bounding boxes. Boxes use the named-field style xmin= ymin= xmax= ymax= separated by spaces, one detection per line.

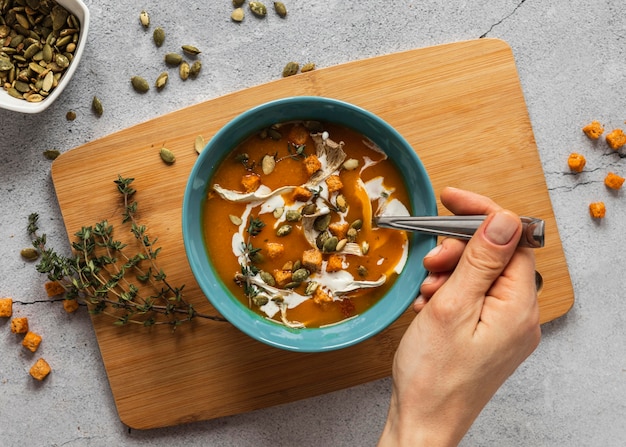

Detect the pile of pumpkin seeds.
xmin=130 ymin=9 xmax=203 ymax=94
xmin=231 ymin=1 xmax=287 ymax=22
xmin=0 ymin=0 xmax=81 ymax=103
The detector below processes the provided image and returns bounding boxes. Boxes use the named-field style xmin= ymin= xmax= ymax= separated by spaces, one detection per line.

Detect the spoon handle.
xmin=374 ymin=215 xmax=545 ymax=248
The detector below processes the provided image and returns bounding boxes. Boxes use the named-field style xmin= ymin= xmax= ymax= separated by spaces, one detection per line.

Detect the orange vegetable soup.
xmin=203 ymin=121 xmax=411 ymax=328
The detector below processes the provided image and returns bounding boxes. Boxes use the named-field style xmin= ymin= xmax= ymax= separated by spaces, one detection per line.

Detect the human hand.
xmin=379 ymin=187 xmax=541 ymax=446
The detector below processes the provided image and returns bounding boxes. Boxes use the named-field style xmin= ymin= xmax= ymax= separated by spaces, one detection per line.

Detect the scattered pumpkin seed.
xmin=260 ymin=271 xmax=276 ymax=286
xmin=253 ymin=295 xmax=269 ymax=306
xmin=292 ymin=268 xmax=309 ymax=283
xmin=346 ymin=228 xmax=358 ymax=242
xmin=189 ymin=60 xmax=202 ymax=78
xmin=262 ymin=154 xmax=276 ymax=175
xmin=160 ymin=147 xmax=176 ymax=164
xmin=229 ymin=214 xmax=243 ymax=226
xmin=350 ymin=219 xmax=363 ymax=230
xmin=273 ymin=206 xmax=284 ymax=219
xmin=343 ymin=158 xmax=359 ymax=170
xmin=361 ymin=241 xmax=370 ymax=255
xmin=65 ymin=110 xmax=76 ymax=121
xmin=194 ymin=135 xmax=205 ymax=154
xmin=131 ymin=76 xmax=150 ymax=93
xmin=179 ymin=61 xmax=190 ymax=80
xmin=232 ymin=0 xmax=245 ymax=6
xmin=182 ymin=45 xmax=201 ymax=56
xmin=301 ymin=62 xmax=316 ymax=73
xmin=274 ymin=2 xmax=287 ymax=17
xmin=153 ymin=27 xmax=165 ymax=47
xmin=313 ymin=214 xmax=331 ymax=232
xmin=357 ymin=265 xmax=368 ymax=277
xmin=139 ymin=10 xmax=150 ymax=28
xmin=282 ymin=61 xmax=299 ymax=77
xmin=155 ymin=71 xmax=169 ymax=90
xmin=231 ymin=7 xmax=245 ymax=22
xmin=43 ymin=149 xmax=61 ymax=160
xmin=92 ymin=96 xmax=103 ymax=117
xmin=336 ymin=238 xmax=348 ymax=252
xmin=20 ymin=248 xmax=39 ymax=261
xmin=276 ymin=224 xmax=292 ymax=237
xmin=336 ymin=194 xmax=348 ymax=212
xmin=285 ymin=210 xmax=302 ymax=222
xmin=304 ymin=281 xmax=319 ymax=295
xmin=164 ymin=52 xmax=183 ymax=66
xmin=249 ymin=1 xmax=267 ymax=17
xmin=323 ymin=236 xmax=339 ymax=253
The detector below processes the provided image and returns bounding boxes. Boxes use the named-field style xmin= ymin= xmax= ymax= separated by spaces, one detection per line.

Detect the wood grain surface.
xmin=51 ymin=39 xmax=574 ymax=429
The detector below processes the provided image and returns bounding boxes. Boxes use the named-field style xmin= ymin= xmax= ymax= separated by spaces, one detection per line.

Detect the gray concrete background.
xmin=1 ymin=0 xmax=625 ymax=445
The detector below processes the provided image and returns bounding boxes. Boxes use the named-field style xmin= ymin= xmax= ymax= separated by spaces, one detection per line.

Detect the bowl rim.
xmin=182 ymin=96 xmax=437 ymax=352
xmin=0 ymin=0 xmax=90 ymax=114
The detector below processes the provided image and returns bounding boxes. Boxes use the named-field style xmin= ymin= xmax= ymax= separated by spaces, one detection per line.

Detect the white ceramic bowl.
xmin=0 ymin=0 xmax=90 ymax=113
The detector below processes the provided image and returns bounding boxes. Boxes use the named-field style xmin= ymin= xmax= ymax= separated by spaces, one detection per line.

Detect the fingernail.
xmin=414 ymin=295 xmax=426 ymax=306
xmin=484 ymin=211 xmax=518 ymax=245
xmin=424 ymin=244 xmax=443 ymax=259
xmin=421 ymin=272 xmax=438 ymax=285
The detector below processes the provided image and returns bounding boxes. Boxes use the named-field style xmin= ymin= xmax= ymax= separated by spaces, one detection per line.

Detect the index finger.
xmin=440 ymin=187 xmax=503 ymax=216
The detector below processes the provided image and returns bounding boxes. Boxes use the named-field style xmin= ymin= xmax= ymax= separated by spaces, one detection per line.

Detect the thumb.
xmin=435 ymin=210 xmax=522 ymax=318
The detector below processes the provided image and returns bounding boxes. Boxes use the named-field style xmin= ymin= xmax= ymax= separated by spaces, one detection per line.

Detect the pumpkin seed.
xmin=179 ymin=61 xmax=190 ymax=81
xmin=302 ymin=203 xmax=317 ymax=215
xmin=194 ymin=135 xmax=205 ymax=154
xmin=182 ymin=45 xmax=201 ymax=56
xmin=292 ymin=268 xmax=309 ymax=283
xmin=160 ymin=147 xmax=176 ymax=164
xmin=189 ymin=60 xmax=202 ymax=78
xmin=231 ymin=7 xmax=245 ymax=22
xmin=336 ymin=238 xmax=347 ymax=252
xmin=249 ymin=2 xmax=267 ymax=17
xmin=343 ymin=158 xmax=359 ymax=170
xmin=41 ymin=70 xmax=53 ymax=91
xmin=350 ymin=219 xmax=363 ymax=230
xmin=357 ymin=265 xmax=368 ymax=277
xmin=274 ymin=2 xmax=287 ymax=17
xmin=139 ymin=10 xmax=150 ymax=28
xmin=267 ymin=127 xmax=282 ymax=140
xmin=228 ymin=214 xmax=242 ymax=226
xmin=253 ymin=295 xmax=269 ymax=306
xmin=273 ymin=206 xmax=284 ymax=219
xmin=323 ymin=236 xmax=339 ymax=253
xmin=164 ymin=52 xmax=183 ymax=66
xmin=276 ymin=224 xmax=292 ymax=237
xmin=304 ymin=281 xmax=319 ymax=295
xmin=20 ymin=247 xmax=39 ymax=261
xmin=153 ymin=27 xmax=165 ymax=47
xmin=313 ymin=214 xmax=331 ymax=232
xmin=346 ymin=228 xmax=358 ymax=242
xmin=284 ymin=281 xmax=299 ymax=289
xmin=65 ymin=110 xmax=76 ymax=121
xmin=131 ymin=76 xmax=150 ymax=93
xmin=43 ymin=149 xmax=60 ymax=160
xmin=316 ymin=231 xmax=330 ymax=250
xmin=155 ymin=72 xmax=168 ymax=90
xmin=260 ymin=271 xmax=276 ymax=286
xmin=282 ymin=61 xmax=299 ymax=77
xmin=92 ymin=96 xmax=103 ymax=116
xmin=361 ymin=241 xmax=370 ymax=255
xmin=336 ymin=194 xmax=348 ymax=212
xmin=301 ymin=62 xmax=316 ymax=73
xmin=232 ymin=0 xmax=245 ymax=6
xmin=262 ymin=154 xmax=276 ymax=174
xmin=285 ymin=210 xmax=302 ymax=222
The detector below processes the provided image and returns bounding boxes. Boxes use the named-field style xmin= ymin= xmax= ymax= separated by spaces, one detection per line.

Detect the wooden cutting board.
xmin=51 ymin=39 xmax=574 ymax=430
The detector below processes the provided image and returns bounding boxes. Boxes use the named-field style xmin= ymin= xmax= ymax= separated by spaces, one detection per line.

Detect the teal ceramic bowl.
xmin=182 ymin=96 xmax=436 ymax=352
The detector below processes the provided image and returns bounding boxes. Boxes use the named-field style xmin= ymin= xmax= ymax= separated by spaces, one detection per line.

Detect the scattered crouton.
xmin=582 ymin=121 xmax=604 ymax=140
xmin=604 ymin=172 xmax=625 ymax=190
xmin=325 ymin=175 xmax=343 ymax=193
xmin=292 ymin=186 xmax=313 ymax=202
xmin=589 ymin=202 xmax=606 ymax=219
xmin=288 ymin=124 xmax=309 ymax=146
xmin=22 ymin=331 xmax=42 ymax=353
xmin=44 ymin=281 xmax=65 ymax=297
xmin=29 ymin=358 xmax=51 ymax=381
xmin=0 ymin=297 xmax=12 ymax=318
xmin=567 ymin=153 xmax=586 ymax=173
xmin=328 ymin=222 xmax=349 ymax=240
xmin=326 ymin=254 xmax=344 ymax=273
xmin=302 ymin=248 xmax=323 ymax=272
xmin=265 ymin=242 xmax=285 ymax=259
xmin=606 ymin=129 xmax=626 ymax=150
xmin=312 ymin=287 xmax=333 ymax=304
xmin=273 ymin=269 xmax=293 ymax=288
xmin=241 ymin=173 xmax=262 ymax=192
xmin=303 ymin=155 xmax=322 ymax=177
xmin=63 ymin=299 xmax=80 ymax=313
xmin=10 ymin=317 xmax=29 ymax=334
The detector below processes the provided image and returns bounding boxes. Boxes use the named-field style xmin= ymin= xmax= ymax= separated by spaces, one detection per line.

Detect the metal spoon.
xmin=373 ymin=215 xmax=545 ymax=248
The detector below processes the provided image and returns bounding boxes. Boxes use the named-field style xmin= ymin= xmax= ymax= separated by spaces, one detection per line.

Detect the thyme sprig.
xmin=28 ymin=175 xmax=226 ymax=328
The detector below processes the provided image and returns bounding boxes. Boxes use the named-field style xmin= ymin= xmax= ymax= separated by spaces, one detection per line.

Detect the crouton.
xmin=325 ymin=175 xmax=343 ymax=193
xmin=582 ymin=120 xmax=604 ymax=140
xmin=292 ymin=186 xmax=313 ymax=202
xmin=302 ymin=248 xmax=323 ymax=272
xmin=604 ymin=172 xmax=625 ymax=190
xmin=265 ymin=242 xmax=285 ymax=259
xmin=241 ymin=173 xmax=262 ymax=192
xmin=303 ymin=155 xmax=322 ymax=177
xmin=63 ymin=299 xmax=80 ymax=313
xmin=328 ymin=222 xmax=349 ymax=240
xmin=312 ymin=287 xmax=333 ymax=304
xmin=326 ymin=254 xmax=344 ymax=273
xmin=10 ymin=317 xmax=28 ymax=334
xmin=29 ymin=358 xmax=51 ymax=381
xmin=22 ymin=331 xmax=42 ymax=353
xmin=273 ymin=269 xmax=293 ymax=288
xmin=606 ymin=129 xmax=626 ymax=150
xmin=0 ymin=297 xmax=12 ymax=318
xmin=44 ymin=281 xmax=65 ymax=297
xmin=589 ymin=202 xmax=606 ymax=219
xmin=288 ymin=124 xmax=309 ymax=146
xmin=567 ymin=153 xmax=586 ymax=173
